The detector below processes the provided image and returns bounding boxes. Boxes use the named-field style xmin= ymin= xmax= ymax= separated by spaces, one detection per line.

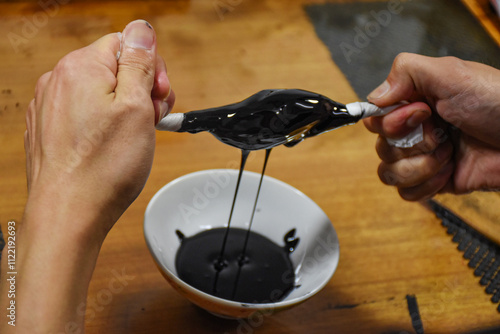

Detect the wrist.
xmin=2 ymin=184 xmax=109 ymax=333
xmin=23 ymin=180 xmax=115 ymax=246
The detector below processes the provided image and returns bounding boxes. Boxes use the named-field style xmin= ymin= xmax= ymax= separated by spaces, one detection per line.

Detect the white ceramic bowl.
xmin=144 ymin=169 xmax=339 ymax=318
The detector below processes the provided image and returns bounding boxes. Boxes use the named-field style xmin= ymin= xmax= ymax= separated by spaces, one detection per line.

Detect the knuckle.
xmin=113 ymin=94 xmax=152 ymax=118
xmin=54 ymin=51 xmax=80 ymax=74
xmin=414 ymin=155 xmax=439 ymax=180
xmin=121 ymin=53 xmax=155 ymax=78
xmin=379 ymin=154 xmax=438 ymax=188
xmin=378 ymin=163 xmax=398 ymax=186
xmin=35 ymin=72 xmax=51 ymax=98
xmin=442 ymin=56 xmax=467 ymax=73
xmin=444 ymin=58 xmax=471 ymax=87
xmin=393 ymin=52 xmax=409 ymax=66
xmin=392 ymin=52 xmax=415 ymax=72
xmin=52 ymin=50 xmax=86 ymax=84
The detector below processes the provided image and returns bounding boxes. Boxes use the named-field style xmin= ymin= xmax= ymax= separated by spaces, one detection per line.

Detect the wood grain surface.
xmin=1 ymin=1 xmax=499 ymax=333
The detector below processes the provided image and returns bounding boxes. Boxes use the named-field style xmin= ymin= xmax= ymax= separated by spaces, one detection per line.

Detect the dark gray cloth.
xmin=305 ymin=0 xmax=500 ymax=99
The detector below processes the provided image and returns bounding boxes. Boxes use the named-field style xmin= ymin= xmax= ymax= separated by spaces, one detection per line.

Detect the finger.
xmin=377 ymin=140 xmax=454 ymax=188
xmin=398 ymin=161 xmax=454 ymax=201
xmin=34 ymin=71 xmax=52 ymax=107
xmin=375 ymin=120 xmax=446 ymax=163
xmin=48 ymin=33 xmax=121 ymax=97
xmin=151 ymin=55 xmax=175 ymax=124
xmin=85 ymin=32 xmax=122 ymax=77
xmin=26 ymin=99 xmax=34 ymax=133
xmin=153 ymin=89 xmax=175 ymax=125
xmin=25 ymin=99 xmax=36 ymax=190
xmin=24 ymin=130 xmax=31 ymax=190
xmin=367 ymin=52 xmax=438 ymax=106
xmin=26 ymin=99 xmax=36 ymax=151
xmin=152 ymin=56 xmax=170 ymax=100
xmin=363 ymin=102 xmax=431 ymax=138
xmin=115 ymin=20 xmax=157 ymax=105
xmin=438 ymin=177 xmax=456 ymax=195
xmin=165 ymin=88 xmax=175 ymax=112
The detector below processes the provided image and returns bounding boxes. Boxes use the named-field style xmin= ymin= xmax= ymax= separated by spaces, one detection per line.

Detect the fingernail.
xmin=160 ymin=100 xmax=170 ymax=120
xmin=368 ymin=80 xmax=390 ymax=100
xmin=406 ymin=109 xmax=431 ymax=128
xmin=166 ymin=83 xmax=172 ymax=100
xmin=123 ymin=20 xmax=154 ymax=50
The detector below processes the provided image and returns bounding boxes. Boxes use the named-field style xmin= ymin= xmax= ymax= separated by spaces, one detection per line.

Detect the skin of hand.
xmin=363 ymin=52 xmax=500 ymax=201
xmin=0 ymin=20 xmax=174 ymax=333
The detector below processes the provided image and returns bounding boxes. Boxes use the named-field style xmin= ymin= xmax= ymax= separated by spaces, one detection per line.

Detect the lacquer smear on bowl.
xmin=144 ymin=169 xmax=339 ymax=319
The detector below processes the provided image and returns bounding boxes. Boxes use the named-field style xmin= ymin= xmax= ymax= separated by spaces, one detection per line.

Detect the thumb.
xmin=367 ymin=53 xmax=428 ymax=107
xmin=115 ymin=20 xmax=157 ymax=101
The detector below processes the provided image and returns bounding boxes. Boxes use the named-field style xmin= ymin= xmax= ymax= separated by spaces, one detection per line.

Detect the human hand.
xmin=363 ymin=53 xmax=500 ymax=201
xmin=24 ymin=20 xmax=175 ymax=237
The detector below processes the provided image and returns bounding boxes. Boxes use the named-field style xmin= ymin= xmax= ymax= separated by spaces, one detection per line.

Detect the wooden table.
xmin=1 ymin=1 xmax=499 ymax=333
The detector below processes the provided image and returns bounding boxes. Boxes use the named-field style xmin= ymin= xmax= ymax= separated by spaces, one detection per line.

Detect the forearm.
xmin=1 ymin=190 xmax=107 ymax=333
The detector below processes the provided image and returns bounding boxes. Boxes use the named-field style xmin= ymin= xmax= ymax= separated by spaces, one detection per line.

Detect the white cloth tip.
xmin=387 ymin=124 xmax=424 ymax=148
xmin=346 ymin=101 xmax=423 ymax=148
xmin=156 ymin=113 xmax=184 ymax=132
xmin=346 ymin=101 xmax=407 ymax=118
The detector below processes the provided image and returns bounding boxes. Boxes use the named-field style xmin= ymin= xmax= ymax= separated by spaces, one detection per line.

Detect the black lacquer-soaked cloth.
xmin=305 ymin=0 xmax=500 ymax=99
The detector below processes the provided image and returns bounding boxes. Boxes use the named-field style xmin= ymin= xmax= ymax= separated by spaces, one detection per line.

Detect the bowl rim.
xmin=144 ymin=168 xmax=339 ymax=310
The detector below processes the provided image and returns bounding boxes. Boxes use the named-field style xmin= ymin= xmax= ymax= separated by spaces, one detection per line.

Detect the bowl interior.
xmin=144 ymin=169 xmax=339 ymax=308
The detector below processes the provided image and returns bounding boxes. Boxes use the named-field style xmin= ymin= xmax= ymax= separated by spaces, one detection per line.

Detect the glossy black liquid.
xmin=175 ymin=149 xmax=300 ymax=303
xmin=213 ymin=150 xmax=250 ymax=274
xmin=178 ymin=89 xmax=361 ymax=150
xmin=175 ymin=227 xmax=298 ymax=303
